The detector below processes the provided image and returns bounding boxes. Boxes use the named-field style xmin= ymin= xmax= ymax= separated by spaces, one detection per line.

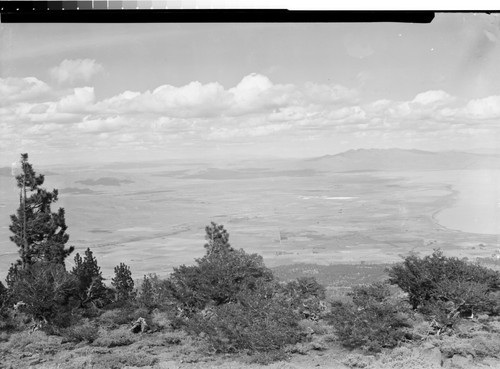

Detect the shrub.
xmin=281 ymin=277 xmax=328 ymax=320
xmin=297 ymin=319 xmax=331 ymax=336
xmin=283 ymin=276 xmax=327 ymax=300
xmin=387 ymin=250 xmax=500 ymax=319
xmin=150 ymin=310 xmax=173 ymax=331
xmin=327 ymin=282 xmax=412 ymax=352
xmin=184 ymin=281 xmax=302 ymax=355
xmin=166 ymin=223 xmax=274 ymax=312
xmin=166 ymin=223 xmax=304 ymax=361
xmin=5 ymin=330 xmax=61 ymax=353
xmin=97 ymin=306 xmax=150 ymax=328
xmin=9 ymin=261 xmax=78 ymax=326
xmin=90 ymin=351 xmax=157 ymax=369
xmin=62 ymin=319 xmax=99 ymax=343
xmin=97 ymin=309 xmax=124 ymax=328
xmin=93 ymin=327 xmax=136 ymax=347
xmin=137 ymin=273 xmax=172 ymax=311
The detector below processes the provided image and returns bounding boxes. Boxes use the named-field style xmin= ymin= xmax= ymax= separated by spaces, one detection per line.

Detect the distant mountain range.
xmin=304 ymin=148 xmax=500 ymax=172
xmin=1 ymin=149 xmax=499 ymax=177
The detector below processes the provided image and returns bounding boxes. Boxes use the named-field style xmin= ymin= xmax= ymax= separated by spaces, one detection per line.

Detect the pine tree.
xmin=112 ymin=262 xmax=135 ymax=303
xmin=204 ymin=221 xmax=233 ymax=255
xmin=138 ymin=274 xmax=154 ymax=309
xmin=9 ymin=153 xmax=74 ymax=270
xmin=71 ymin=248 xmax=107 ymax=308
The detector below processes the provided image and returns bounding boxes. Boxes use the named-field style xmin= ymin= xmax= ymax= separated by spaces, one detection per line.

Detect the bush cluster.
xmin=185 ymin=281 xmax=302 ymax=354
xmin=281 ymin=276 xmax=327 ymax=320
xmin=387 ymin=250 xmax=500 ymax=328
xmin=137 ymin=273 xmax=174 ymax=311
xmin=93 ymin=326 xmax=137 ymax=348
xmin=61 ymin=318 xmax=99 ymax=343
xmin=9 ymin=262 xmax=78 ymax=327
xmin=327 ymin=282 xmax=412 ymax=352
xmin=163 ymin=223 xmax=314 ymax=355
xmin=165 ymin=245 xmax=273 ymax=312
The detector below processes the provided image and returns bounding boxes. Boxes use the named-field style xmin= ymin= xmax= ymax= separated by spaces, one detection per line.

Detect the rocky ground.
xmin=2 ymin=316 xmax=500 ymax=369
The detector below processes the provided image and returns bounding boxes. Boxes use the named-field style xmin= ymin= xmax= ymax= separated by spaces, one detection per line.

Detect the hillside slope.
xmin=304 ymin=148 xmax=500 ymax=172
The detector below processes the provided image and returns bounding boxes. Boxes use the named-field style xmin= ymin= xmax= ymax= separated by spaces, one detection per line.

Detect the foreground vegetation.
xmin=1 ymin=154 xmax=500 ymax=368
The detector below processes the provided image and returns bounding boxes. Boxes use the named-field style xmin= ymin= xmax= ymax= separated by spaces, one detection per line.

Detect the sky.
xmin=1 ymin=13 xmax=500 ymax=165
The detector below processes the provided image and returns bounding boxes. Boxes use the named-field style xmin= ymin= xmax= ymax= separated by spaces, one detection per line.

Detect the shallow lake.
xmin=434 ymin=170 xmax=500 ymax=235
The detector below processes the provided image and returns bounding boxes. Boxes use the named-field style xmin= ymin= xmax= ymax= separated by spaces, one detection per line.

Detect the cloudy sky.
xmin=1 ymin=13 xmax=500 ymax=165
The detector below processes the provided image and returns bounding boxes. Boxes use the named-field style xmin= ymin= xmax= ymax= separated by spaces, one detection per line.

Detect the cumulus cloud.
xmin=411 ymin=90 xmax=453 ymax=106
xmin=50 ymin=59 xmax=104 ymax=84
xmin=0 ymin=77 xmax=51 ymax=104
xmin=461 ymin=95 xmax=500 ymax=119
xmin=94 ymin=73 xmax=357 ymax=120
xmin=227 ymin=73 xmax=294 ymax=114
xmin=57 ymin=87 xmax=95 ymax=113
xmin=96 ymin=73 xmax=297 ymax=118
xmin=76 ymin=116 xmax=124 ymax=133
xmin=304 ymin=82 xmax=358 ymax=104
xmin=98 ymin=81 xmax=229 ymax=118
xmin=3 ymin=72 xmax=500 ymax=159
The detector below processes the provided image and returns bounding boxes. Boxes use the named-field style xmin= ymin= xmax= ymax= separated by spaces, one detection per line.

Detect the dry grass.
xmin=93 ymin=327 xmax=137 ymax=348
xmin=150 ymin=310 xmax=173 ymax=331
xmin=4 ymin=330 xmax=61 ymax=353
xmin=1 ymin=323 xmax=500 ymax=369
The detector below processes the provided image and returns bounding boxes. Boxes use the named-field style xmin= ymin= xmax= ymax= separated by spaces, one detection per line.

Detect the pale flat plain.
xmin=0 ymin=154 xmax=499 ymax=281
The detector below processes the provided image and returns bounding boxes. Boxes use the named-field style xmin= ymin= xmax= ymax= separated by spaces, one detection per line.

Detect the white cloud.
xmin=461 ymin=95 xmax=500 ymax=119
xmin=95 ymin=73 xmax=356 ymax=119
xmin=57 ymin=87 xmax=95 ymax=113
xmin=412 ymin=90 xmax=452 ymax=105
xmin=0 ymin=77 xmax=51 ymax=104
xmin=75 ymin=116 xmax=124 ymax=133
xmin=222 ymin=74 xmax=296 ymax=115
xmin=97 ymin=82 xmax=228 ymax=118
xmin=4 ymin=72 xmax=500 ymax=160
xmin=50 ymin=59 xmax=104 ymax=84
xmin=207 ymin=122 xmax=291 ymax=140
xmin=25 ymin=123 xmax=63 ymax=135
xmin=326 ymin=106 xmax=366 ymax=122
xmin=304 ymin=82 xmax=358 ymax=104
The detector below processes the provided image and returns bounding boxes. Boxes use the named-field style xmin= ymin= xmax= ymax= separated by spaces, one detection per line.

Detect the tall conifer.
xmin=9 ymin=153 xmax=74 ymax=271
